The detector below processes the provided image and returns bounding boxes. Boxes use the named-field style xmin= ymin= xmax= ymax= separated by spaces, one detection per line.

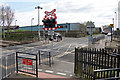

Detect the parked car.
xmin=107 ymin=33 xmax=112 ymax=36
xmin=45 ymin=32 xmax=62 ymax=41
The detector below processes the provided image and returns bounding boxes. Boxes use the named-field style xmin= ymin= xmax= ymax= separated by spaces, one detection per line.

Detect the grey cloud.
xmin=96 ymin=13 xmax=113 ymax=18
xmin=57 ymin=3 xmax=94 ymax=13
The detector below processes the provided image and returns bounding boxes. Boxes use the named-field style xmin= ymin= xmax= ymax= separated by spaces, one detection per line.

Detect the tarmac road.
xmin=1 ymin=35 xmax=105 ymax=77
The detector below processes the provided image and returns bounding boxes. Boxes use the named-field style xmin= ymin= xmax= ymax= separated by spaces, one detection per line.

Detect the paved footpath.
xmin=18 ymin=71 xmax=68 ymax=78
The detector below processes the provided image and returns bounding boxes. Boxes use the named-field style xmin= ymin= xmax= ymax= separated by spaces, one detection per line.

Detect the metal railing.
xmin=74 ymin=48 xmax=120 ymax=80
xmin=92 ymin=35 xmax=105 ymax=43
xmin=38 ymin=50 xmax=51 ymax=67
xmin=94 ymin=68 xmax=120 ymax=80
xmin=0 ymin=53 xmax=16 ymax=79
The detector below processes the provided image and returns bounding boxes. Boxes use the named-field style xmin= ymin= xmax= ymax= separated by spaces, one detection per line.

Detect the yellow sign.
xmin=109 ymin=24 xmax=114 ymax=27
xmin=107 ymin=51 xmax=109 ymax=54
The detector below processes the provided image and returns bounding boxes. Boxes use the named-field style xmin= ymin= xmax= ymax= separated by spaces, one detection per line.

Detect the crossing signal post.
xmin=42 ymin=18 xmax=56 ymax=28
xmin=42 ymin=9 xmax=57 ymax=64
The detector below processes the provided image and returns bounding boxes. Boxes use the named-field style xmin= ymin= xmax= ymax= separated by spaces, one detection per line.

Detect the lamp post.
xmin=111 ymin=18 xmax=114 ymax=42
xmin=15 ymin=20 xmax=17 ymax=27
xmin=114 ymin=12 xmax=117 ymax=31
xmin=31 ymin=18 xmax=34 ymax=32
xmin=35 ymin=6 xmax=43 ymax=40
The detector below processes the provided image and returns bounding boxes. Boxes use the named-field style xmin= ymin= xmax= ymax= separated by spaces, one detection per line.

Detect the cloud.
xmin=1 ymin=0 xmax=49 ymax=2
xmin=4 ymin=0 xmax=119 ymax=27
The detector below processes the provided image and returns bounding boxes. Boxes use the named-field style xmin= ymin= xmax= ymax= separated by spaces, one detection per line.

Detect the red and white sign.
xmin=23 ymin=58 xmax=32 ymax=66
xmin=43 ymin=9 xmax=57 ymax=30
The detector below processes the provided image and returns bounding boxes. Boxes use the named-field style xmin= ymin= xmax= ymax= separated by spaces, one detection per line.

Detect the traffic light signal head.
xmin=42 ymin=18 xmax=55 ymax=28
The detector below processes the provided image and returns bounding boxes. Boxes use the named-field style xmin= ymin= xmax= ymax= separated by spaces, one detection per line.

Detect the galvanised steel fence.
xmin=74 ymin=48 xmax=120 ymax=80
xmin=1 ymin=50 xmax=52 ymax=79
xmin=1 ymin=53 xmax=16 ymax=79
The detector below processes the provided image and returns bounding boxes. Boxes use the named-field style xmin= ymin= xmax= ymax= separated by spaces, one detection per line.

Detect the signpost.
xmin=86 ymin=21 xmax=95 ymax=47
xmin=109 ymin=24 xmax=114 ymax=42
xmin=42 ymin=9 xmax=57 ymax=63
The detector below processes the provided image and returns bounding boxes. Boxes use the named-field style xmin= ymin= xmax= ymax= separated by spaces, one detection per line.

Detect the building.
xmin=18 ymin=23 xmax=85 ymax=32
xmin=1 ymin=26 xmax=19 ymax=30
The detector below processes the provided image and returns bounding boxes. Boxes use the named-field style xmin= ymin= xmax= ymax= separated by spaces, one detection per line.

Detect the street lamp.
xmin=114 ymin=12 xmax=117 ymax=31
xmin=35 ymin=6 xmax=43 ymax=40
xmin=15 ymin=20 xmax=17 ymax=27
xmin=111 ymin=18 xmax=114 ymax=42
xmin=31 ymin=18 xmax=34 ymax=32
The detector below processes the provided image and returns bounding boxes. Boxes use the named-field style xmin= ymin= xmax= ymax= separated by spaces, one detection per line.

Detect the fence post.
xmin=16 ymin=52 xmax=18 ymax=74
xmin=39 ymin=50 xmax=41 ymax=65
xmin=6 ymin=56 xmax=7 ymax=78
xmin=49 ymin=52 xmax=51 ymax=67
xmin=117 ymin=48 xmax=120 ymax=79
xmin=0 ymin=57 xmax=2 ymax=80
xmin=74 ymin=47 xmax=77 ymax=75
xmin=36 ymin=55 xmax=38 ymax=78
xmin=79 ymin=48 xmax=83 ymax=78
xmin=93 ymin=71 xmax=96 ymax=80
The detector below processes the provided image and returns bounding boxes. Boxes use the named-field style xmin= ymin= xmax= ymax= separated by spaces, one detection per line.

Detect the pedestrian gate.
xmin=16 ymin=52 xmax=38 ymax=77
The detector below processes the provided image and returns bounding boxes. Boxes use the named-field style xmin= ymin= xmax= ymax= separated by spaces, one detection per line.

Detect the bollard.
xmin=49 ymin=52 xmax=51 ymax=67
xmin=39 ymin=50 xmax=41 ymax=65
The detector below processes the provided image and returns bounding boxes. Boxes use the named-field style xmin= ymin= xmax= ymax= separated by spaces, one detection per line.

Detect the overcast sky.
xmin=0 ymin=0 xmax=120 ymax=28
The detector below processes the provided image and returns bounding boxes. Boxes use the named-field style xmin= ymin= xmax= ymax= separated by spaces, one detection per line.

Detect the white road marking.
xmin=56 ymin=72 xmax=66 ymax=76
xmin=28 ymin=68 xmax=32 ymax=70
xmin=38 ymin=69 xmax=42 ymax=71
xmin=55 ymin=60 xmax=74 ymax=64
xmin=45 ymin=70 xmax=53 ymax=73
xmin=81 ymin=45 xmax=87 ymax=48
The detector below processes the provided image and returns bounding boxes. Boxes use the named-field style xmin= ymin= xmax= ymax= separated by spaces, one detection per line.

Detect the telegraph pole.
xmin=31 ymin=18 xmax=34 ymax=32
xmin=35 ymin=6 xmax=42 ymax=40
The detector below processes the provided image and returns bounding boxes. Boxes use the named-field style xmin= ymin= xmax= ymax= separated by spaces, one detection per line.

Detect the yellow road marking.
xmin=1 ymin=44 xmax=88 ymax=70
xmin=2 ymin=50 xmax=15 ymax=53
xmin=81 ymin=45 xmax=87 ymax=48
xmin=55 ymin=44 xmax=71 ymax=58
xmin=54 ymin=44 xmax=87 ymax=58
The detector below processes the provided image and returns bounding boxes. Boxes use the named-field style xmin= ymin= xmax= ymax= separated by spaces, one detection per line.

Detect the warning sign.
xmin=23 ymin=58 xmax=32 ymax=66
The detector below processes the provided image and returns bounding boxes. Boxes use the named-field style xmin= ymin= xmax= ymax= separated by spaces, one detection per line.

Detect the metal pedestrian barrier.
xmin=1 ymin=53 xmax=16 ymax=79
xmin=1 ymin=50 xmax=52 ymax=79
xmin=92 ymin=35 xmax=105 ymax=43
xmin=16 ymin=52 xmax=38 ymax=78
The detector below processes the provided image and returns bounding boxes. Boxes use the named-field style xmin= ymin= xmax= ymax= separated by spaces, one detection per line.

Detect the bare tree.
xmin=5 ymin=6 xmax=14 ymax=33
xmin=0 ymin=5 xmax=14 ymax=33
